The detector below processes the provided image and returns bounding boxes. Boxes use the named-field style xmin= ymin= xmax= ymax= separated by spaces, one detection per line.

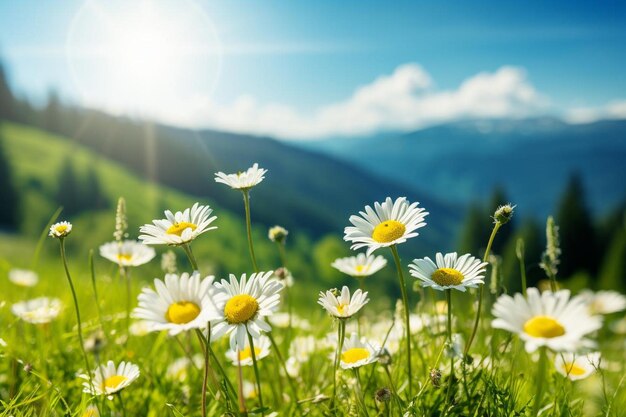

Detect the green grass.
xmin=1 ymin=122 xmax=626 ymax=416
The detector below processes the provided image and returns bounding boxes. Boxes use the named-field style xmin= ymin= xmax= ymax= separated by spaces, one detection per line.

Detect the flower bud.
xmin=374 ymin=387 xmax=392 ymax=403
xmin=493 ymin=204 xmax=515 ymax=225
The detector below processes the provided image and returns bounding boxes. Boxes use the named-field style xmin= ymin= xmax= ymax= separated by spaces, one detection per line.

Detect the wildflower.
xmin=82 ymin=360 xmax=140 ymax=396
xmin=84 ymin=330 xmax=107 ymax=354
xmin=82 ymin=405 xmax=100 ymax=417
xmin=344 ymin=197 xmax=428 ymax=255
xmin=139 ymin=203 xmax=217 ymax=246
xmin=340 ymin=333 xmax=379 ymax=369
xmin=211 ymin=272 xmax=283 ymax=350
xmin=331 ymin=253 xmax=387 ymax=278
xmin=129 ymin=321 xmax=151 ymax=336
xmin=99 ymin=240 xmax=156 ymax=267
xmin=409 ymin=252 xmax=488 ymax=292
xmin=578 ymin=290 xmax=626 ymax=315
xmin=161 ymin=250 xmax=178 ymax=274
xmin=49 ymin=221 xmax=72 ymax=238
xmin=214 ymin=163 xmax=267 ymax=190
xmin=272 ymin=267 xmax=294 ymax=287
xmin=133 ymin=272 xmax=216 ymax=336
xmin=493 ymin=204 xmax=515 ymax=225
xmin=540 ymin=216 xmax=561 ymax=277
xmin=289 ymin=335 xmax=317 ymax=363
xmin=225 ymin=335 xmax=271 ymax=366
xmin=492 ymin=288 xmax=602 ymax=353
xmin=166 ymin=357 xmax=193 ymax=382
xmin=555 ymin=352 xmax=601 ymax=381
xmin=318 ymin=286 xmax=369 ymax=319
xmin=8 ymin=269 xmax=38 ymax=287
xmin=430 ymin=368 xmax=442 ymax=387
xmin=268 ymin=225 xmax=288 ymax=244
xmin=375 ymin=387 xmax=391 ymax=403
xmin=12 ymin=297 xmax=62 ymax=324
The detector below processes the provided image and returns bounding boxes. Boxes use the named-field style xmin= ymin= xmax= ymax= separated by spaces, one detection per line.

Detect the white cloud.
xmin=156 ymin=63 xmax=551 ymax=139
xmin=565 ymin=100 xmax=626 ymax=124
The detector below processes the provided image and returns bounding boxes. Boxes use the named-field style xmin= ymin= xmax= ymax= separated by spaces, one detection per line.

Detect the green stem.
xmin=333 ymin=319 xmax=346 ymax=409
xmin=117 ymin=392 xmax=127 ymax=417
xmin=464 ymin=223 xmax=501 ymax=356
xmin=533 ymin=347 xmax=548 ymax=416
xmin=59 ymin=239 xmax=92 ymax=384
xmin=122 ymin=267 xmax=131 ymax=343
xmin=354 ymin=368 xmax=370 ymax=417
xmin=267 ymin=332 xmax=302 ymax=411
xmin=236 ymin=356 xmax=247 ymax=415
xmin=182 ymin=243 xmax=199 ymax=271
xmin=242 ymin=190 xmax=259 ymax=273
xmin=207 ymin=345 xmax=238 ymax=405
xmin=445 ymin=289 xmax=454 ymax=405
xmin=88 ymin=250 xmax=109 ymax=345
xmin=518 ymin=247 xmax=528 ymax=297
xmin=390 ymin=245 xmax=413 ymax=396
xmin=276 ymin=243 xmax=288 ymax=268
xmin=247 ymin=331 xmax=265 ymax=416
xmin=197 ymin=326 xmax=212 ymax=417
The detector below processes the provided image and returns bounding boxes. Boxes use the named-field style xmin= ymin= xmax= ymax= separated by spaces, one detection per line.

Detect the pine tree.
xmin=55 ymin=157 xmax=81 ymax=216
xmin=555 ymin=174 xmax=597 ymax=278
xmin=0 ymin=130 xmax=19 ymax=230
xmin=82 ymin=165 xmax=108 ymax=211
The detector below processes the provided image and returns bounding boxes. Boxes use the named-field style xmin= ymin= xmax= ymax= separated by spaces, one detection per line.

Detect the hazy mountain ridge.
xmin=303 ymin=117 xmax=626 ymax=217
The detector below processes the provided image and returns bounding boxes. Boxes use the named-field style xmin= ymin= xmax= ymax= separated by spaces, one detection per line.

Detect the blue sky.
xmin=1 ymin=0 xmax=625 ymax=139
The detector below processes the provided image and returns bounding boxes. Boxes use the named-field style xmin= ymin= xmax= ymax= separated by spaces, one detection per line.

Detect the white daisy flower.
xmin=133 ymin=272 xmax=217 ymax=336
xmin=243 ymin=380 xmax=258 ymax=400
xmin=81 ymin=405 xmax=100 ymax=417
xmin=8 ymin=269 xmax=38 ymax=287
xmin=268 ymin=225 xmax=288 ymax=243
xmin=340 ymin=333 xmax=380 ymax=369
xmin=269 ymin=312 xmax=311 ymax=330
xmin=214 ymin=163 xmax=267 ymax=190
xmin=225 ymin=334 xmax=271 ymax=366
xmin=139 ymin=203 xmax=217 ymax=246
xmin=12 ymin=297 xmax=62 ymax=324
xmin=578 ymin=290 xmax=626 ymax=315
xmin=555 ymin=352 xmax=600 ymax=381
xmin=211 ymin=272 xmax=284 ymax=350
xmin=344 ymin=197 xmax=428 ymax=255
xmin=289 ymin=335 xmax=317 ymax=363
xmin=49 ymin=221 xmax=72 ymax=238
xmin=409 ymin=252 xmax=488 ymax=292
xmin=166 ymin=357 xmax=193 ymax=382
xmin=492 ymin=288 xmax=603 ymax=353
xmin=318 ymin=286 xmax=369 ymax=319
xmin=82 ymin=360 xmax=140 ymax=396
xmin=331 ymin=253 xmax=387 ymax=278
xmin=99 ymin=240 xmax=156 ymax=267
xmin=129 ymin=320 xmax=152 ymax=336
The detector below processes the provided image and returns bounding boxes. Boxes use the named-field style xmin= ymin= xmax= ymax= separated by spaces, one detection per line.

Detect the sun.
xmin=66 ymin=0 xmax=222 ymax=117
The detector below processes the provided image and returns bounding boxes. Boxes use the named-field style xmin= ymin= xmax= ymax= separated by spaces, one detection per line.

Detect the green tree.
xmin=82 ymin=165 xmax=108 ymax=211
xmin=0 ymin=62 xmax=16 ymax=121
xmin=0 ymin=131 xmax=19 ymax=230
xmin=44 ymin=90 xmax=63 ymax=134
xmin=555 ymin=174 xmax=597 ymax=278
xmin=55 ymin=157 xmax=81 ymax=216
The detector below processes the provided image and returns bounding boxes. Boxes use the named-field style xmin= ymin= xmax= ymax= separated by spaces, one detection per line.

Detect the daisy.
xmin=340 ymin=333 xmax=380 ymax=369
xmin=49 ymin=221 xmax=72 ymax=238
xmin=331 ymin=253 xmax=387 ymax=278
xmin=211 ymin=271 xmax=283 ymax=350
xmin=82 ymin=360 xmax=140 ymax=396
xmin=133 ymin=272 xmax=216 ymax=336
xmin=139 ymin=203 xmax=217 ymax=246
xmin=318 ymin=286 xmax=369 ymax=319
xmin=578 ymin=290 xmax=626 ymax=315
xmin=409 ymin=252 xmax=488 ymax=292
xmin=166 ymin=357 xmax=194 ymax=382
xmin=214 ymin=163 xmax=267 ymax=190
xmin=12 ymin=297 xmax=62 ymax=324
xmin=492 ymin=288 xmax=603 ymax=353
xmin=555 ymin=352 xmax=600 ymax=381
xmin=8 ymin=269 xmax=38 ymax=287
xmin=99 ymin=240 xmax=156 ymax=267
xmin=225 ymin=334 xmax=271 ymax=366
xmin=81 ymin=405 xmax=100 ymax=417
xmin=344 ymin=197 xmax=428 ymax=255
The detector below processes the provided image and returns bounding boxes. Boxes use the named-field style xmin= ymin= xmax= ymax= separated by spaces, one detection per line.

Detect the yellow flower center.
xmin=355 ymin=265 xmax=366 ymax=274
xmin=342 ymin=348 xmax=370 ymax=364
xmin=103 ymin=375 xmax=127 ymax=390
xmin=562 ymin=362 xmax=587 ymax=376
xmin=523 ymin=316 xmax=566 ymax=338
xmin=165 ymin=301 xmax=201 ymax=324
xmin=336 ymin=303 xmax=348 ymax=315
xmin=431 ymin=268 xmax=464 ymax=286
xmin=166 ymin=221 xmax=197 ymax=236
xmin=117 ymin=253 xmax=133 ymax=262
xmin=371 ymin=220 xmax=406 ymax=243
xmin=238 ymin=347 xmax=263 ymax=361
xmin=55 ymin=224 xmax=68 ymax=233
xmin=82 ymin=408 xmax=99 ymax=417
xmin=224 ymin=294 xmax=259 ymax=324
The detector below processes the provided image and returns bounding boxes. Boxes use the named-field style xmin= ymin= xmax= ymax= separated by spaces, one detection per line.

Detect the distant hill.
xmin=303 ymin=118 xmax=626 ymax=218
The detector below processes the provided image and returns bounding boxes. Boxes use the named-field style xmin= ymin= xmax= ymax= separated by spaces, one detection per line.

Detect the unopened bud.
xmin=268 ymin=225 xmax=288 ymax=244
xmin=378 ymin=348 xmax=392 ymax=366
xmin=430 ymin=368 xmax=442 ymax=387
xmin=493 ymin=204 xmax=515 ymax=225
xmin=374 ymin=387 xmax=392 ymax=403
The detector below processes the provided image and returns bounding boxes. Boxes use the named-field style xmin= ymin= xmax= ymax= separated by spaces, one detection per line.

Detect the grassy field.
xmin=1 ymin=123 xmax=626 ymax=416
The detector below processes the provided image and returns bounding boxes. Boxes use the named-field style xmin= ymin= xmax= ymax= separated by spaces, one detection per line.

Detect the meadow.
xmin=1 ymin=157 xmax=626 ymax=417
